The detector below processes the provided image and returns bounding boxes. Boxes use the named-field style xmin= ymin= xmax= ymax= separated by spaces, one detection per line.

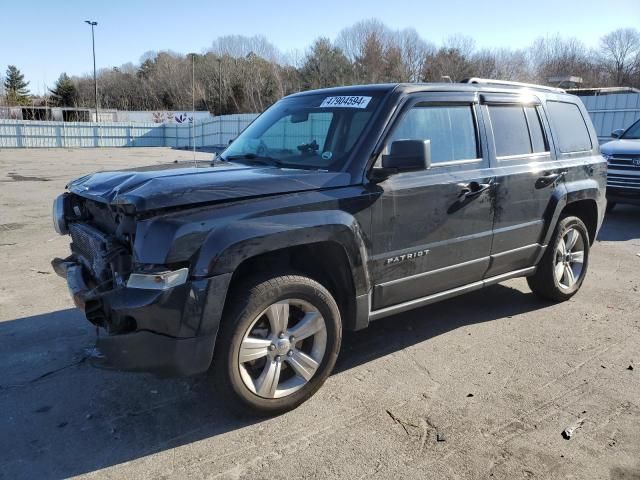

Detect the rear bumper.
xmin=52 ymin=257 xmax=232 ymax=376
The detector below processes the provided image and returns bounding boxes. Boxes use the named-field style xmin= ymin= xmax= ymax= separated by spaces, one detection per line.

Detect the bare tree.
xmin=472 ymin=48 xmax=531 ymax=81
xmin=336 ymin=18 xmax=390 ymax=64
xmin=598 ymin=28 xmax=640 ymax=86
xmin=529 ymin=35 xmax=593 ymax=84
xmin=396 ymin=28 xmax=435 ymax=82
xmin=210 ymin=35 xmax=281 ymax=63
xmin=42 ymin=21 xmax=640 ymax=116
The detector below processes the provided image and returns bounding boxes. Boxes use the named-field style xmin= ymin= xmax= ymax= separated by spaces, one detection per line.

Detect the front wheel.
xmin=214 ymin=274 xmax=342 ymax=415
xmin=527 ymin=216 xmax=590 ymax=301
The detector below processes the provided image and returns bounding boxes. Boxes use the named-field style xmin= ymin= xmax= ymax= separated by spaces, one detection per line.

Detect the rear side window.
xmin=489 ymin=104 xmax=549 ymax=157
xmin=546 ymin=101 xmax=592 ymax=153
xmin=388 ymin=104 xmax=478 ymax=164
xmin=488 ymin=105 xmax=531 ymax=157
xmin=525 ymin=107 xmax=548 ymax=153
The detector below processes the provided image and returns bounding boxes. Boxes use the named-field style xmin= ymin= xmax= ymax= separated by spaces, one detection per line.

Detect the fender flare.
xmin=540 ymin=178 xmax=602 ymax=247
xmin=192 ymin=210 xmax=372 ymax=296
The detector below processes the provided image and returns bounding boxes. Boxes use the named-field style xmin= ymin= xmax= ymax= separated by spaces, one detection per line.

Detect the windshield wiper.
xmin=222 ymin=153 xmax=283 ymax=166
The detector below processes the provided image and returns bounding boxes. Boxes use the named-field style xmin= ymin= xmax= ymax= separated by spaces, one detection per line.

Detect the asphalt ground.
xmin=1 ymin=148 xmax=639 ymax=479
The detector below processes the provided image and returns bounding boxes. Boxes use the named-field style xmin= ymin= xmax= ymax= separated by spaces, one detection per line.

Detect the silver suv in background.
xmin=601 ymin=118 xmax=640 ymax=211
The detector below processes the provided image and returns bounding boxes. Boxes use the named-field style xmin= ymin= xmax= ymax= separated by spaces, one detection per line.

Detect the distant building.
xmin=548 ymin=76 xmax=583 ymax=89
xmin=567 ymin=86 xmax=640 ymax=96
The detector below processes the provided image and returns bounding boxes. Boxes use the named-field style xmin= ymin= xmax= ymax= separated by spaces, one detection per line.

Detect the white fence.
xmin=578 ymin=92 xmax=640 ymax=142
xmin=0 ymin=113 xmax=258 ymax=149
xmin=6 ymin=96 xmax=638 ymax=148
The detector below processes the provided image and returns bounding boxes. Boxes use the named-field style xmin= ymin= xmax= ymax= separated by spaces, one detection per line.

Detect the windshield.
xmin=221 ymin=93 xmax=382 ymax=171
xmin=622 ymin=119 xmax=640 ymax=139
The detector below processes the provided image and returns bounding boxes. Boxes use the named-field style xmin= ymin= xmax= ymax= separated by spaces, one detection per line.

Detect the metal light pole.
xmin=84 ymin=20 xmax=98 ymax=122
xmin=217 ymin=58 xmax=222 ymax=115
xmin=188 ymin=53 xmax=197 ymax=166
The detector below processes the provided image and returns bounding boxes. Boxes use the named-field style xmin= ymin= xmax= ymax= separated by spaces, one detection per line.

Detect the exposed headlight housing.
xmin=127 ymin=268 xmax=189 ymax=290
xmin=602 ymin=152 xmax=613 ymax=161
xmin=52 ymin=194 xmax=68 ymax=235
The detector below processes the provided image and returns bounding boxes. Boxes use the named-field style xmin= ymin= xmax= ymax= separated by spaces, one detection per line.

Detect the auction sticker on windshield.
xmin=320 ymin=96 xmax=372 ymax=109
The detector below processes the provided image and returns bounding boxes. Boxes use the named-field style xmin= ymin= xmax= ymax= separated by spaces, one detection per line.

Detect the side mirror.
xmin=611 ymin=129 xmax=625 ymax=139
xmin=382 ymin=139 xmax=431 ymax=172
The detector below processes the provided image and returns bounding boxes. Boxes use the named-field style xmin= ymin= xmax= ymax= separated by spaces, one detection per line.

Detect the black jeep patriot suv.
xmin=52 ymin=79 xmax=606 ymax=414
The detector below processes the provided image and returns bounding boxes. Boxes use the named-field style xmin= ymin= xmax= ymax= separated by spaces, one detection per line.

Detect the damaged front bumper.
xmin=52 ymin=257 xmax=232 ymax=376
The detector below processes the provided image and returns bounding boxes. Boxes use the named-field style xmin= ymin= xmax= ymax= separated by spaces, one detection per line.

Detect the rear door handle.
xmin=458 ymin=181 xmax=492 ymax=199
xmin=535 ymin=170 xmax=568 ymax=189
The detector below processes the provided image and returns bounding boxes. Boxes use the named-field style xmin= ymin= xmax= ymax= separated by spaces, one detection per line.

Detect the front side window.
xmin=387 ymin=104 xmax=478 ymax=164
xmin=621 ymin=118 xmax=640 ymax=139
xmin=222 ymin=93 xmax=381 ymax=170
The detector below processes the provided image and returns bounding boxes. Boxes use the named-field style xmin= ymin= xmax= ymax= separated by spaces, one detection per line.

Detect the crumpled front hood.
xmin=601 ymin=139 xmax=640 ymax=156
xmin=68 ymin=162 xmax=352 ymax=212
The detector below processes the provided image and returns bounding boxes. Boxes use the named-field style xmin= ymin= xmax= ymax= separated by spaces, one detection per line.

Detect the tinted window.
xmin=261 ymin=112 xmax=333 ymax=152
xmin=388 ymin=105 xmax=477 ymax=163
xmin=621 ymin=118 xmax=640 ymax=139
xmin=344 ymin=111 xmax=370 ymax=151
xmin=525 ymin=106 xmax=548 ymax=153
xmin=223 ymin=93 xmax=381 ymax=170
xmin=489 ymin=105 xmax=531 ymax=157
xmin=546 ymin=101 xmax=592 ymax=153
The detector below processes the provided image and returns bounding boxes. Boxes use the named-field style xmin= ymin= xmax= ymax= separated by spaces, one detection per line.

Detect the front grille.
xmin=607 ymin=156 xmax=640 ymax=191
xmin=69 ymin=223 xmax=112 ymax=284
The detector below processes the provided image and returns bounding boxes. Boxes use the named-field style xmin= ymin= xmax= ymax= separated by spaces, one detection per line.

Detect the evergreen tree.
xmin=4 ymin=65 xmax=30 ymax=105
xmin=137 ymin=58 xmax=155 ymax=79
xmin=301 ymin=38 xmax=352 ymax=89
xmin=49 ymin=73 xmax=77 ymax=107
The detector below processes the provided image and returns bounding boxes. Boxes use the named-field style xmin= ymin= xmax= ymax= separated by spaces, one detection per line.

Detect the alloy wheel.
xmin=554 ymin=227 xmax=585 ymax=290
xmin=237 ymin=299 xmax=327 ymax=399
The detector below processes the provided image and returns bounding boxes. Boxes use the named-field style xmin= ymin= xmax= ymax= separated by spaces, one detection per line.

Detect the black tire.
xmin=606 ymin=201 xmax=616 ymax=213
xmin=527 ymin=216 xmax=590 ymax=302
xmin=213 ymin=273 xmax=341 ymax=416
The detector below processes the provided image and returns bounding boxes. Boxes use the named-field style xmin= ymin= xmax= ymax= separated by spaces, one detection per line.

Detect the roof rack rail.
xmin=461 ymin=78 xmax=565 ymax=93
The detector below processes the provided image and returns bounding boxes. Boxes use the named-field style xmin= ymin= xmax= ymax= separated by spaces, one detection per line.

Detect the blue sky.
xmin=2 ymin=0 xmax=639 ymax=94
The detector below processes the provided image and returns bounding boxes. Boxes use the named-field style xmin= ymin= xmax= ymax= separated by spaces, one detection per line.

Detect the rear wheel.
xmin=214 ymin=274 xmax=341 ymax=415
xmin=527 ymin=216 xmax=590 ymax=301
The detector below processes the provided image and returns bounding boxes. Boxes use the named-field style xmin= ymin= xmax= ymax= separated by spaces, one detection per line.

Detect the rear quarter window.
xmin=546 ymin=101 xmax=592 ymax=153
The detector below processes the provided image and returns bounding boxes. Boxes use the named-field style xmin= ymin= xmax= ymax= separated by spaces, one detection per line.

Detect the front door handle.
xmin=535 ymin=170 xmax=568 ymax=189
xmin=459 ymin=181 xmax=491 ymax=199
